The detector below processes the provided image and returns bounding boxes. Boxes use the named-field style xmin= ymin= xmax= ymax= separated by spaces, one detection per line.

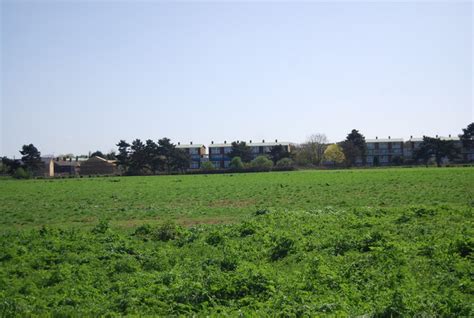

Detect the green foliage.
xmin=115 ymin=138 xmax=191 ymax=175
xmin=154 ymin=221 xmax=183 ymax=241
xmin=323 ymin=144 xmax=345 ymax=165
xmin=459 ymin=122 xmax=474 ymax=148
xmin=341 ymin=129 xmax=367 ymax=166
xmin=0 ymin=205 xmax=472 ymax=316
xmin=229 ymin=157 xmax=244 ymax=169
xmin=0 ymin=168 xmax=472 ymax=229
xmin=229 ymin=141 xmax=253 ymax=163
xmin=200 ymin=161 xmax=215 ymax=171
xmin=275 ymin=157 xmax=294 ymax=168
xmin=415 ymin=136 xmax=461 ymax=166
xmin=0 ymin=169 xmax=473 ymax=315
xmin=250 ymin=156 xmax=273 ymax=170
xmin=19 ymin=144 xmax=42 ymax=172
xmin=13 ymin=167 xmax=30 ymax=179
xmin=91 ymin=219 xmax=110 ymax=234
xmin=269 ymin=145 xmax=290 ymax=164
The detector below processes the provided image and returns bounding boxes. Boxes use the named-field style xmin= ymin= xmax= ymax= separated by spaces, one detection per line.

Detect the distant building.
xmin=404 ymin=135 xmax=463 ymax=164
xmin=403 ymin=136 xmax=424 ymax=162
xmin=366 ymin=137 xmax=404 ymax=166
xmin=176 ymin=142 xmax=207 ymax=169
xmin=53 ymin=157 xmax=81 ymax=176
xmin=208 ymin=139 xmax=291 ymax=168
xmin=79 ymin=156 xmax=117 ymax=175
xmin=39 ymin=157 xmax=55 ymax=177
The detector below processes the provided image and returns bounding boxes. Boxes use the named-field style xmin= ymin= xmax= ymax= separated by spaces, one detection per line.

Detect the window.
xmin=210 ymin=147 xmax=221 ymax=154
xmin=190 ymin=162 xmax=199 ymax=169
xmin=189 ymin=148 xmax=198 ymax=155
xmin=224 ymin=147 xmax=232 ymax=154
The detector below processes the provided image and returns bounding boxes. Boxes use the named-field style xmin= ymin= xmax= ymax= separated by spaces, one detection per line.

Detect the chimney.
xmin=388 ymin=136 xmax=391 ymax=140
xmin=449 ymin=134 xmax=451 ymax=138
xmin=375 ymin=136 xmax=378 ymax=139
xmin=262 ymin=139 xmax=265 ymax=143
xmin=69 ymin=157 xmax=72 ymax=162
xmin=249 ymin=140 xmax=252 ymax=143
xmin=410 ymin=135 xmax=412 ymax=139
xmin=237 ymin=140 xmax=239 ymax=143
xmin=275 ymin=139 xmax=278 ymax=142
xmin=190 ymin=141 xmax=193 ymax=145
xmin=76 ymin=156 xmax=78 ymax=162
xmin=178 ymin=142 xmax=180 ymax=145
xmin=436 ymin=134 xmax=438 ymax=138
xmin=211 ymin=141 xmax=214 ymax=144
xmin=224 ymin=140 xmax=227 ymax=144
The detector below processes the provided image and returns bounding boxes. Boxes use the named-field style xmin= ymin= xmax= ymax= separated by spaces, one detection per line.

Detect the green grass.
xmin=0 ymin=167 xmax=472 ymax=229
xmin=0 ymin=167 xmax=473 ymax=316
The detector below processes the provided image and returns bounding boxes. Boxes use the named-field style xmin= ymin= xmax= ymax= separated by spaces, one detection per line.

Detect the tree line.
xmin=115 ymin=138 xmax=191 ymax=175
xmin=1 ymin=123 xmax=473 ymax=178
xmin=293 ymin=123 xmax=473 ymax=168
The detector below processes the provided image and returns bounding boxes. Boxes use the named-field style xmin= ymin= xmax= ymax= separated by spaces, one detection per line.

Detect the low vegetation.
xmin=0 ymin=167 xmax=472 ymax=315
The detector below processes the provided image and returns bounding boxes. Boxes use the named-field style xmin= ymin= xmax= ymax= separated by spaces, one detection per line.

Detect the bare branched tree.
xmin=292 ymin=133 xmax=329 ymax=166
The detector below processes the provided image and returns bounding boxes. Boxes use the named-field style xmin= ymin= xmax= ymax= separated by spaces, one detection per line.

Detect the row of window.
xmin=367 ymin=149 xmax=402 ymax=155
xmin=367 ymin=143 xmax=402 ymax=150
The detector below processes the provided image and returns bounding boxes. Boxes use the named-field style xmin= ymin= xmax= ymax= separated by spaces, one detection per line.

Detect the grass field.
xmin=0 ymin=167 xmax=472 ymax=229
xmin=0 ymin=167 xmax=473 ymax=316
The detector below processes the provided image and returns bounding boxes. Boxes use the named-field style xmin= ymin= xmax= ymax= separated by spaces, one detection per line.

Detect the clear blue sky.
xmin=1 ymin=1 xmax=472 ymax=157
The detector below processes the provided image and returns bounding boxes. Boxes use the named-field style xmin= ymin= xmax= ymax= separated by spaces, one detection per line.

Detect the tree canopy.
xmin=341 ymin=130 xmax=366 ymax=166
xmin=323 ymin=144 xmax=345 ymax=165
xmin=229 ymin=142 xmax=253 ymax=163
xmin=115 ymin=138 xmax=190 ymax=175
xmin=269 ymin=145 xmax=290 ymax=164
xmin=20 ymin=144 xmax=42 ymax=172
xmin=414 ymin=136 xmax=461 ymax=167
xmin=459 ymin=122 xmax=474 ymax=148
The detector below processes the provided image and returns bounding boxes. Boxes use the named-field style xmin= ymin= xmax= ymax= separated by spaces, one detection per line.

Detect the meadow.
xmin=0 ymin=167 xmax=473 ymax=316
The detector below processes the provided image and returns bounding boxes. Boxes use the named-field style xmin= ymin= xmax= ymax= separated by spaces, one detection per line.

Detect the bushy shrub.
xmin=154 ymin=221 xmax=182 ymax=241
xmin=229 ymin=157 xmax=244 ymax=169
xmin=250 ymin=156 xmax=273 ymax=171
xmin=255 ymin=209 xmax=270 ymax=216
xmin=200 ymin=161 xmax=215 ymax=171
xmin=452 ymin=237 xmax=473 ymax=257
xmin=270 ymin=235 xmax=295 ymax=261
xmin=276 ymin=158 xmax=294 ymax=168
xmin=206 ymin=231 xmax=224 ymax=246
xmin=133 ymin=224 xmax=152 ymax=237
xmin=91 ymin=219 xmax=110 ymax=234
xmin=13 ymin=167 xmax=30 ymax=179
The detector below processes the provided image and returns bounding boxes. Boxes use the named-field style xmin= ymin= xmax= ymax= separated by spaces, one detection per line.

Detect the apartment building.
xmin=176 ymin=142 xmax=207 ymax=169
xmin=404 ymin=135 xmax=463 ymax=163
xmin=208 ymin=139 xmax=291 ymax=169
xmin=366 ymin=137 xmax=404 ymax=166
